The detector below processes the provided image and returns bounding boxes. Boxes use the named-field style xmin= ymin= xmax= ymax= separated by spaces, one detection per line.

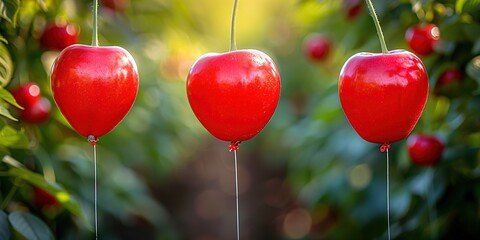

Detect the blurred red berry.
xmin=343 ymin=0 xmax=363 ymax=20
xmin=304 ymin=34 xmax=331 ymax=62
xmin=21 ymin=97 xmax=51 ymax=124
xmin=11 ymin=83 xmax=41 ymax=108
xmin=11 ymin=83 xmax=51 ymax=124
xmin=407 ymin=134 xmax=444 ymax=166
xmin=437 ymin=68 xmax=463 ymax=86
xmin=39 ymin=23 xmax=78 ymax=51
xmin=33 ymin=187 xmax=59 ymax=209
xmin=405 ymin=24 xmax=440 ymax=56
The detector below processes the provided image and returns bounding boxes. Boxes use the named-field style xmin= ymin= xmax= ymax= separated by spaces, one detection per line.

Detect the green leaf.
xmin=0 ymin=87 xmax=23 ymax=109
xmin=0 ymin=105 xmax=17 ymax=121
xmin=0 ymin=0 xmax=19 ymax=25
xmin=0 ymin=35 xmax=7 ymax=44
xmin=0 ymin=125 xmax=28 ymax=148
xmin=0 ymin=211 xmax=11 ymax=240
xmin=8 ymin=212 xmax=54 ymax=240
xmin=456 ymin=0 xmax=480 ymax=13
xmin=8 ymin=167 xmax=88 ymax=224
xmin=0 ymin=43 xmax=13 ymax=87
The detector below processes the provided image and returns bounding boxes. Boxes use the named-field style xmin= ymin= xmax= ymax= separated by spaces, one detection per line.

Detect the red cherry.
xmin=21 ymin=97 xmax=51 ymax=124
xmin=407 ymin=134 xmax=444 ymax=166
xmin=437 ymin=68 xmax=463 ymax=86
xmin=434 ymin=68 xmax=464 ymax=97
xmin=11 ymin=83 xmax=50 ymax=124
xmin=50 ymin=44 xmax=139 ymax=139
xmin=186 ymin=49 xmax=281 ymax=142
xmin=343 ymin=0 xmax=363 ymax=20
xmin=39 ymin=23 xmax=78 ymax=51
xmin=339 ymin=50 xmax=429 ymax=144
xmin=33 ymin=187 xmax=59 ymax=209
xmin=11 ymin=83 xmax=41 ymax=108
xmin=405 ymin=24 xmax=440 ymax=56
xmin=304 ymin=34 xmax=331 ymax=62
xmin=102 ymin=0 xmax=129 ymax=12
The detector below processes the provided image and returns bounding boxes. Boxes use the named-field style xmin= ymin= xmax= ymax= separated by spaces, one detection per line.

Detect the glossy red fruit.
xmin=405 ymin=24 xmax=440 ymax=56
xmin=102 ymin=0 xmax=129 ymax=12
xmin=339 ymin=50 xmax=429 ymax=144
xmin=39 ymin=23 xmax=78 ymax=51
xmin=33 ymin=187 xmax=59 ymax=209
xmin=304 ymin=34 xmax=331 ymax=62
xmin=50 ymin=44 xmax=139 ymax=139
xmin=187 ymin=49 xmax=281 ymax=142
xmin=407 ymin=134 xmax=444 ymax=166
xmin=11 ymin=83 xmax=41 ymax=108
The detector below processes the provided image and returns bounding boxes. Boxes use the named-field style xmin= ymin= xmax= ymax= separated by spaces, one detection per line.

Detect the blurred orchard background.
xmin=1 ymin=0 xmax=480 ymax=239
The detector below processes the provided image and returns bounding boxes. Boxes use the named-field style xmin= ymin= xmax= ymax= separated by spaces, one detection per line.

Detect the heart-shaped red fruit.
xmin=407 ymin=134 xmax=444 ymax=166
xmin=186 ymin=49 xmax=281 ymax=142
xmin=339 ymin=50 xmax=429 ymax=144
xmin=50 ymin=44 xmax=139 ymax=139
xmin=39 ymin=23 xmax=78 ymax=51
xmin=405 ymin=24 xmax=440 ymax=56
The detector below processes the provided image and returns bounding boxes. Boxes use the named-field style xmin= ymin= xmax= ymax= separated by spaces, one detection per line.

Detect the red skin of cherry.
xmin=405 ymin=24 xmax=440 ymax=56
xmin=11 ymin=83 xmax=51 ymax=124
xmin=304 ymin=34 xmax=331 ymax=62
xmin=407 ymin=134 xmax=444 ymax=166
xmin=39 ymin=23 xmax=78 ymax=51
xmin=339 ymin=50 xmax=429 ymax=144
xmin=187 ymin=49 xmax=281 ymax=142
xmin=50 ymin=44 xmax=139 ymax=139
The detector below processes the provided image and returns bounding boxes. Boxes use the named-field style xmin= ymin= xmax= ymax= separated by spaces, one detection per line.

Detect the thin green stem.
xmin=1 ymin=178 xmax=21 ymax=210
xmin=365 ymin=0 xmax=388 ymax=54
xmin=230 ymin=0 xmax=239 ymax=51
xmin=92 ymin=0 xmax=99 ymax=46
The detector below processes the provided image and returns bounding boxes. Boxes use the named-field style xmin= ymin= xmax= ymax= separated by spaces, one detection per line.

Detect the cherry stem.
xmin=88 ymin=135 xmax=98 ymax=239
xmin=233 ymin=149 xmax=240 ymax=240
xmin=386 ymin=148 xmax=391 ymax=240
xmin=229 ymin=0 xmax=239 ymax=51
xmin=92 ymin=0 xmax=99 ymax=46
xmin=365 ymin=0 xmax=388 ymax=54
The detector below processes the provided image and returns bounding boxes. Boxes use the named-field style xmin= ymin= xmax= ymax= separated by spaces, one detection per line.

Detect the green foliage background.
xmin=0 ymin=0 xmax=479 ymax=239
